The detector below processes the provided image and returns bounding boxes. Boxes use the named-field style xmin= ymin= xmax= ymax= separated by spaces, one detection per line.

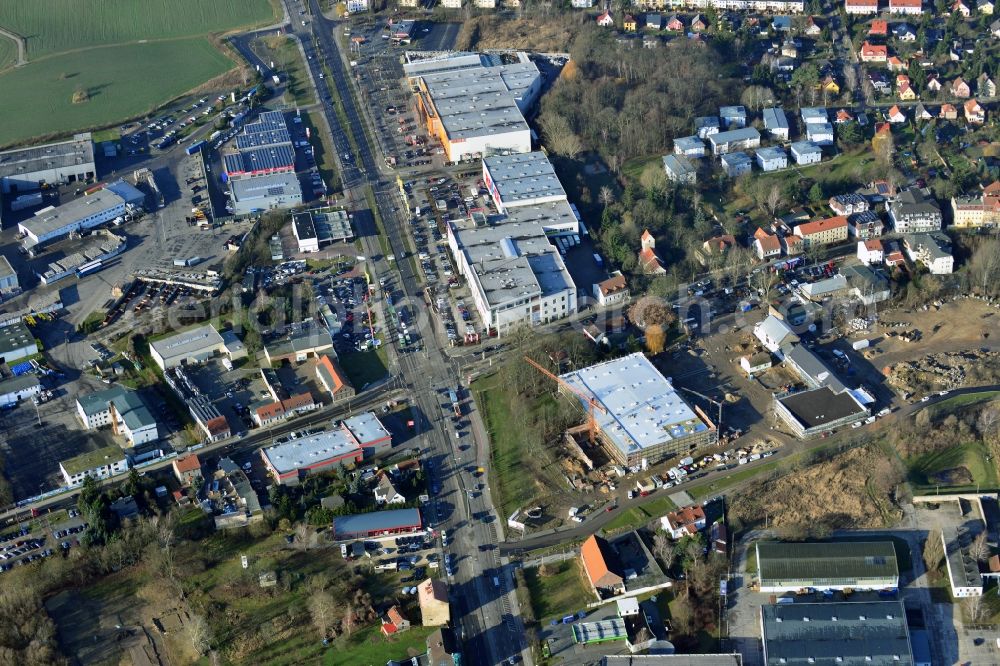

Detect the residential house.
xmin=978 ymin=73 xmax=996 ymax=97
xmin=884 ymin=242 xmax=907 ymax=267
xmin=887 ymin=105 xmax=907 ymax=123
xmin=666 ymin=14 xmax=684 ymax=31
xmin=790 ymin=140 xmax=822 ymax=165
xmin=755 ymin=230 xmax=783 ymax=260
xmin=860 ymin=41 xmax=888 ymax=62
xmin=719 ymin=105 xmax=748 ymax=129
xmin=173 ymin=454 xmax=202 ymax=486
xmin=940 ymin=103 xmax=959 ymax=119
xmin=869 ymin=19 xmax=888 ymax=35
xmin=980 ymin=0 xmax=995 ymax=13
xmin=953 ymin=0 xmax=972 ymax=15
xmin=674 ymin=135 xmax=706 ymax=158
xmin=926 ymin=74 xmax=943 ymax=92
xmin=965 ymin=99 xmax=986 ymax=124
xmin=593 ymin=272 xmax=630 ymax=307
xmin=890 ymin=187 xmax=942 ymax=232
xmin=691 ymin=14 xmax=708 ymax=31
xmin=914 ymin=102 xmax=933 ymax=120
xmin=701 ymin=235 xmax=738 ymax=261
xmin=374 ymin=474 xmax=406 ymax=505
xmin=571 ymin=0 xmax=594 ymax=6
xmin=898 ymin=80 xmax=917 ymax=100
xmin=580 ymin=534 xmax=626 ymax=597
xmin=772 ymin=16 xmax=793 ymax=31
xmin=849 ymin=210 xmax=885 ymax=239
xmin=708 ymin=127 xmax=761 ymax=155
xmin=801 ymin=107 xmax=829 ymax=125
xmin=888 ymin=0 xmax=923 ymax=13
xmin=757 ymin=146 xmax=788 ymax=172
xmin=846 ymin=0 xmax=879 ymax=13
xmin=783 ymin=234 xmax=804 ymax=255
xmin=642 ymin=35 xmax=660 ymax=49
xmin=638 ymin=230 xmax=666 ymax=275
xmin=597 ymin=11 xmax=615 ymax=27
xmin=805 ymin=16 xmax=823 ymax=35
xmin=781 ymin=39 xmax=799 ymax=58
xmin=887 ymin=56 xmax=908 ymax=72
xmin=869 ymin=71 xmax=891 ymax=94
xmin=993 ymin=18 xmax=1000 ymax=36
xmin=892 ymin=22 xmax=917 ymax=40
xmin=741 ymin=352 xmax=774 ymax=376
xmin=904 ymin=233 xmax=953 ymax=274
xmin=794 ymin=216 xmax=849 ymax=246
xmin=807 ymin=122 xmax=835 ymax=145
xmin=381 ymin=605 xmax=411 ymax=636
xmin=819 ymin=75 xmax=840 ymax=95
xmin=316 ymin=354 xmax=355 ymax=403
xmin=951 ymin=180 xmax=1000 ymax=227
xmin=721 ymin=151 xmax=753 ymax=177
xmin=835 ymin=109 xmax=854 ymax=123
xmin=858 ymin=239 xmax=885 ymax=265
xmin=623 ymin=14 xmax=638 ymax=31
xmin=763 ymin=107 xmax=790 ymax=139
xmin=952 ymin=77 xmax=972 ymax=98
xmin=830 ymin=193 xmax=869 ymax=216
xmin=646 ymin=13 xmax=663 ymax=29
xmin=695 ymin=116 xmax=720 ymax=138
xmin=661 ymin=505 xmax=707 ymax=539
xmin=754 ymin=315 xmax=799 ymax=354
xmin=663 ymin=154 xmax=697 ymax=183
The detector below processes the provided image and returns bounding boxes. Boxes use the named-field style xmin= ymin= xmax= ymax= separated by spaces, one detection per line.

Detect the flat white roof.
xmin=20 ymin=187 xmax=124 ymax=238
xmin=229 ymin=172 xmax=302 ymax=202
xmin=343 ymin=412 xmax=390 ymax=445
xmin=263 ymin=430 xmax=361 ymax=474
xmin=560 ymin=353 xmax=710 ymax=457
xmin=150 ymin=324 xmax=224 ymax=362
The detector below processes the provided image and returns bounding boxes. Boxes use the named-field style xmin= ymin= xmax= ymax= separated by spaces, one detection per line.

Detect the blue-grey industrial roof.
xmin=244 ymin=111 xmax=288 ymax=133
xmin=224 ymin=144 xmax=295 ymax=175
xmin=761 ymin=601 xmax=914 ymax=666
xmin=333 ymin=508 xmax=422 ymax=536
xmin=236 ymin=128 xmax=292 ymax=150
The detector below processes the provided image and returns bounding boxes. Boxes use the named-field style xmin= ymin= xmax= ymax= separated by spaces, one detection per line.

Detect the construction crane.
xmin=676 ymin=385 xmax=724 ymax=431
xmin=524 ymin=356 xmax=607 ymax=443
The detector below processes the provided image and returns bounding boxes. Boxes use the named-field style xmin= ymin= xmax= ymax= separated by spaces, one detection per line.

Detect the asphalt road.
xmin=290 ymin=1 xmax=529 ymax=662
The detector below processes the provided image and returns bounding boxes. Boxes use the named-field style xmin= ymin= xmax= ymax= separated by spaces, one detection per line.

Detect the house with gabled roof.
xmin=381 ymin=605 xmax=410 ymax=636
xmin=638 ymin=230 xmax=666 ymax=275
xmin=580 ymin=534 xmax=625 ymax=597
xmin=666 ymin=14 xmax=684 ymax=31
xmin=887 ymin=105 xmax=907 ymax=123
xmin=661 ymin=505 xmax=707 ymax=539
xmin=965 ymin=99 xmax=986 ymax=124
xmin=316 ymin=353 xmax=355 ymax=403
xmin=978 ymin=73 xmax=996 ymax=97
xmin=940 ymin=103 xmax=959 ymax=119
xmin=869 ymin=19 xmax=888 ymax=35
xmin=952 ymin=77 xmax=972 ymax=98
xmin=860 ymin=41 xmax=888 ymax=62
xmin=887 ymin=55 xmax=907 ymax=72
xmin=597 ymin=11 xmax=614 ymax=27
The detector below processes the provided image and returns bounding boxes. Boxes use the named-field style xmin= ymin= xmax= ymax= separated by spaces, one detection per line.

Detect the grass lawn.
xmin=604 ymin=495 xmax=677 ymax=533
xmin=689 ymin=459 xmax=782 ymax=500
xmin=926 ymin=391 xmax=1000 ymax=418
xmin=252 ymin=34 xmax=316 ymax=107
xmin=339 ymin=346 xmax=388 ymax=389
xmin=0 ymin=37 xmax=15 ymax=71
xmin=907 ymin=441 xmax=999 ymax=493
xmin=299 ymin=110 xmax=340 ymax=194
xmin=323 ymin=624 xmax=437 ymax=666
xmin=90 ymin=128 xmax=121 ymax=143
xmin=523 ymin=560 xmax=593 ymax=623
xmin=0 ymin=0 xmax=275 ymax=59
xmin=621 ymin=155 xmax=662 ymax=183
xmin=0 ymin=39 xmax=234 ymax=146
xmin=473 ymin=374 xmax=569 ymax=516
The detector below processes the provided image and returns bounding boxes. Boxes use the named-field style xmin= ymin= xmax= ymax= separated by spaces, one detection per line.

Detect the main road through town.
xmin=292 ymin=0 xmax=531 ymax=662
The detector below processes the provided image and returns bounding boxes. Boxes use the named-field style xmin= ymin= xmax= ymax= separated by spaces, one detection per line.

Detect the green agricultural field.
xmin=0 ymin=39 xmax=233 ymax=146
xmin=0 ymin=0 xmax=276 ymax=59
xmin=0 ymin=35 xmax=15 ymax=70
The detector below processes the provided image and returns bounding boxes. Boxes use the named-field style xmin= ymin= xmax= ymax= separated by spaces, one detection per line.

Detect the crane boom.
xmin=524 ymin=356 xmax=606 ymax=443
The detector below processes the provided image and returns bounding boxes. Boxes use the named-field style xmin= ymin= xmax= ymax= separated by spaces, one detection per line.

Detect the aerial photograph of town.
xmin=1 ymin=0 xmax=1000 ymax=664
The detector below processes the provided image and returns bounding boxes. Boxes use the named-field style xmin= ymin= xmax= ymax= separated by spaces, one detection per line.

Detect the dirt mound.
xmin=927 ymin=466 xmax=974 ymax=486
xmin=730 ymin=444 xmax=904 ymax=536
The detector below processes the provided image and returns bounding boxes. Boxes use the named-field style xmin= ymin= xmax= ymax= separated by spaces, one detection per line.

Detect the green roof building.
xmin=59 ymin=445 xmax=129 ymax=487
xmin=756 ymin=541 xmax=899 ymax=593
xmin=761 ymin=601 xmax=915 ymax=666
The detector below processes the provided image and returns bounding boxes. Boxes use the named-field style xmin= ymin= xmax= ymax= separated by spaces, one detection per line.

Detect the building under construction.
xmin=556 ymin=353 xmax=717 ymax=467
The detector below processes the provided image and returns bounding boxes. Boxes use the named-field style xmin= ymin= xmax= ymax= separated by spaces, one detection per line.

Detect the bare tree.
xmin=968 ymin=239 xmax=1000 ymax=297
xmin=598 ymin=186 xmax=615 ymax=208
xmin=765 ymin=184 xmax=784 ymax=218
xmin=923 ymin=530 xmax=944 ymax=572
xmin=340 ymin=600 xmax=357 ymax=638
xmin=541 ymin=113 xmax=584 ymax=159
xmin=748 ymin=269 xmax=780 ymax=305
xmin=964 ymin=595 xmax=987 ymax=624
xmin=969 ymin=532 xmax=990 ymax=562
xmin=740 ymin=85 xmax=775 ymax=111
xmin=652 ymin=532 xmax=676 ymax=570
xmin=309 ymin=589 xmax=338 ymax=640
xmin=645 ymin=324 xmax=666 ymax=354
xmin=186 ymin=612 xmax=212 ymax=656
xmin=628 ymin=295 xmax=676 ymax=330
